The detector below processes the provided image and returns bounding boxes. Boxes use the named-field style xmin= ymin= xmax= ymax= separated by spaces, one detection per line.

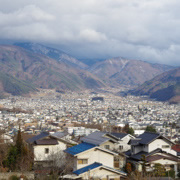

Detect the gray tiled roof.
xmin=26 ymin=132 xmax=49 ymax=144
xmin=125 ymin=150 xmax=131 ymax=157
xmin=111 ymin=132 xmax=127 ymax=139
xmin=51 ymin=131 xmax=68 ymax=139
xmin=35 ymin=139 xmax=58 ymax=145
xmin=129 ymin=138 xmax=141 ymax=145
xmin=81 ymin=131 xmax=109 ymax=145
xmin=137 ymin=132 xmax=160 ymax=145
xmin=130 ymin=151 xmax=148 ymax=160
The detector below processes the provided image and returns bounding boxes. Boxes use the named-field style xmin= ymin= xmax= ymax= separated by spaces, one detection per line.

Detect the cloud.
xmin=0 ymin=0 xmax=180 ymax=65
xmin=78 ymin=29 xmax=107 ymax=43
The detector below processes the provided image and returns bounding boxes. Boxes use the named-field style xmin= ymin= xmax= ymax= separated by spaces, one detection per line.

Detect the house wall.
xmin=142 ymin=144 xmax=148 ymax=152
xmin=151 ymin=158 xmax=177 ymax=166
xmin=100 ymin=141 xmax=115 ymax=150
xmin=148 ymin=139 xmax=176 ymax=155
xmin=133 ymin=145 xmax=143 ymax=154
xmin=117 ymin=135 xmax=132 ymax=152
xmin=80 ymin=168 xmax=121 ymax=180
xmin=75 ymin=149 xmax=114 ymax=171
xmin=34 ymin=140 xmax=67 ymax=161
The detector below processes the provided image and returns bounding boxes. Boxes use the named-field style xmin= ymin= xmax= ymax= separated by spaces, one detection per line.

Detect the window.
xmin=45 ymin=148 xmax=49 ymax=154
xmin=119 ymin=145 xmax=123 ymax=150
xmin=104 ymin=145 xmax=110 ymax=149
xmin=78 ymin=159 xmax=88 ymax=164
xmin=162 ymin=145 xmax=170 ymax=148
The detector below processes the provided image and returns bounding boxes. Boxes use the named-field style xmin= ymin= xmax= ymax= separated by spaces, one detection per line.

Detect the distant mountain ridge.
xmin=0 ymin=42 xmax=177 ymax=98
xmin=130 ymin=67 xmax=180 ymax=103
xmin=15 ymin=43 xmax=174 ymax=88
xmin=14 ymin=42 xmax=88 ymax=70
xmin=88 ymin=57 xmax=174 ymax=87
xmin=0 ymin=45 xmax=105 ymax=95
xmin=0 ymin=72 xmax=37 ymax=97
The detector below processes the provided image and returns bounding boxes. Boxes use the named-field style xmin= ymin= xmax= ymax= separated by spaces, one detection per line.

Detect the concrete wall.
xmin=0 ymin=172 xmax=34 ymax=180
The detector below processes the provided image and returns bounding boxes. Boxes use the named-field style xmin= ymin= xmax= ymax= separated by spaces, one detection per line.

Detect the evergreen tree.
xmin=127 ymin=127 xmax=134 ymax=136
xmin=123 ymin=124 xmax=134 ymax=135
xmin=4 ymin=128 xmax=33 ymax=171
xmin=16 ymin=129 xmax=23 ymax=156
xmin=145 ymin=125 xmax=156 ymax=133
xmin=4 ymin=145 xmax=17 ymax=170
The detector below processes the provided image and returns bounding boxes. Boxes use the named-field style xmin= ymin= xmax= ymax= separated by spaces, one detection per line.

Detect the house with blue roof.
xmin=126 ymin=131 xmax=180 ymax=177
xmin=63 ymin=131 xmax=127 ymax=180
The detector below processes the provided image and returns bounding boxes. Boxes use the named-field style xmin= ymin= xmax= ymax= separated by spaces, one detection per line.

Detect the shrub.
xmin=8 ymin=175 xmax=19 ymax=180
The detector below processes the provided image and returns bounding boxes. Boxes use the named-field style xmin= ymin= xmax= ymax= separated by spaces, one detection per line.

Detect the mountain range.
xmin=0 ymin=71 xmax=37 ymax=97
xmin=0 ymin=45 xmax=104 ymax=95
xmin=14 ymin=42 xmax=88 ymax=70
xmin=14 ymin=43 xmax=174 ymax=87
xmin=0 ymin=42 xmax=178 ymax=103
xmin=88 ymin=57 xmax=173 ymax=87
xmin=130 ymin=67 xmax=180 ymax=103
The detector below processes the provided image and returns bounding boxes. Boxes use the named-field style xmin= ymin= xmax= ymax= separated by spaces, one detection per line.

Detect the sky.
xmin=0 ymin=0 xmax=180 ymax=66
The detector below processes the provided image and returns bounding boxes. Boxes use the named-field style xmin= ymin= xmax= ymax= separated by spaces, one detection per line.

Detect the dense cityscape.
xmin=0 ymin=88 xmax=179 ymax=179
xmin=0 ymin=89 xmax=179 ymax=139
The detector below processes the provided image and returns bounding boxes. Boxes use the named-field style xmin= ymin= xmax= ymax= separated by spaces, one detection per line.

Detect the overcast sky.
xmin=0 ymin=0 xmax=180 ymax=66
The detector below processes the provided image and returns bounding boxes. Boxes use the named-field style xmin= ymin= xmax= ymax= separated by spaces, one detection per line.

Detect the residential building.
xmin=26 ymin=131 xmax=75 ymax=168
xmin=126 ymin=131 xmax=180 ymax=176
xmin=63 ymin=131 xmax=127 ymax=179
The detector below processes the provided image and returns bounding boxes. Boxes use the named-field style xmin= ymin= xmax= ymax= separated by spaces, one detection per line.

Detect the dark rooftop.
xmin=130 ymin=151 xmax=148 ymax=160
xmin=81 ymin=131 xmax=109 ymax=145
xmin=35 ymin=139 xmax=58 ymax=145
xmin=129 ymin=138 xmax=141 ymax=145
xmin=137 ymin=132 xmax=160 ymax=145
xmin=26 ymin=132 xmax=49 ymax=144
xmin=51 ymin=131 xmax=68 ymax=139
xmin=111 ymin=132 xmax=127 ymax=139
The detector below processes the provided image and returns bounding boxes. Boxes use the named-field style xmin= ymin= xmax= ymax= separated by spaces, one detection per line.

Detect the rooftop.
xmin=81 ymin=131 xmax=110 ymax=145
xmin=73 ymin=162 xmax=102 ymax=175
xmin=65 ymin=142 xmax=96 ymax=155
xmin=111 ymin=132 xmax=127 ymax=139
xmin=26 ymin=132 xmax=49 ymax=144
xmin=137 ymin=131 xmax=174 ymax=145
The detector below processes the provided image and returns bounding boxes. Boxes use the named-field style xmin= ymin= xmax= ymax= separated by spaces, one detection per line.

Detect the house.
xmin=63 ymin=131 xmax=127 ymax=180
xmin=81 ymin=131 xmax=118 ymax=151
xmin=172 ymin=144 xmax=180 ymax=157
xmin=26 ymin=131 xmax=75 ymax=168
xmin=110 ymin=132 xmax=135 ymax=152
xmin=126 ymin=131 xmax=180 ymax=176
xmin=0 ymin=133 xmax=13 ymax=144
xmin=63 ymin=162 xmax=127 ymax=180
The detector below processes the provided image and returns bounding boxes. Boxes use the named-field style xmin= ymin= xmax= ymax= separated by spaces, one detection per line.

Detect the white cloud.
xmin=78 ymin=29 xmax=107 ymax=43
xmin=0 ymin=0 xmax=180 ymax=65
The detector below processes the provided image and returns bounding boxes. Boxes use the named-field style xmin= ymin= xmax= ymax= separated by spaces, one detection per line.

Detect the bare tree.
xmin=35 ymin=150 xmax=74 ymax=180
